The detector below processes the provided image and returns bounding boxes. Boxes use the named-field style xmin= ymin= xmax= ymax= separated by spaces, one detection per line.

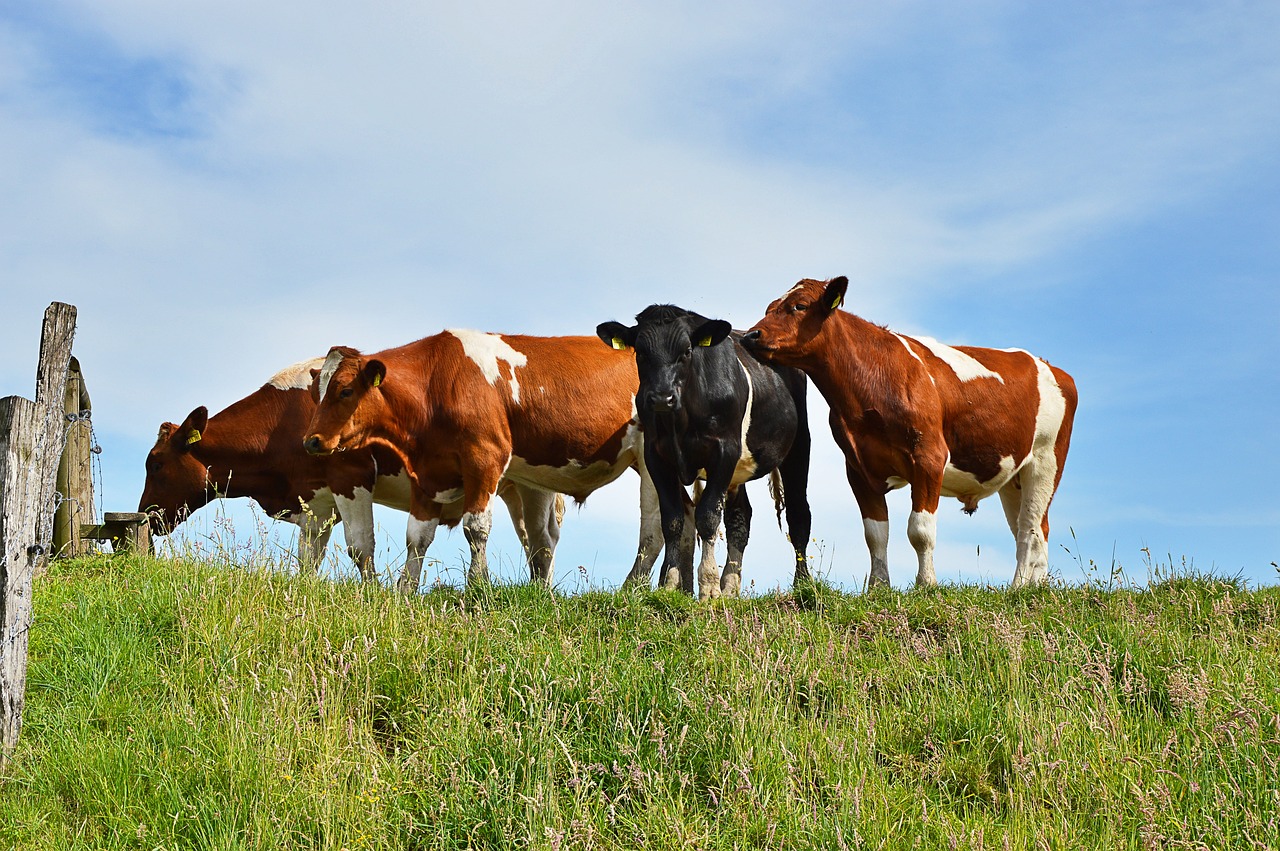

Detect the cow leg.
xmin=518 ymin=486 xmax=559 ymax=585
xmin=292 ymin=508 xmax=336 ymax=574
xmin=1009 ymin=461 xmax=1056 ymax=589
xmin=400 ymin=514 xmax=440 ymax=594
xmin=456 ymin=451 xmax=508 ymax=586
xmin=494 ymin=479 xmax=529 ymax=554
xmin=846 ymin=463 xmax=891 ymax=588
xmin=778 ymin=426 xmax=813 ymax=584
xmin=720 ymin=486 xmax=750 ymax=598
xmin=624 ymin=461 xmax=664 ymax=590
xmin=334 ymin=487 xmax=377 ymax=582
xmin=645 ymin=445 xmax=696 ymax=594
xmin=907 ymin=462 xmax=945 ymax=587
xmin=658 ymin=487 xmax=695 ymax=594
xmin=695 ymin=461 xmax=737 ymax=601
xmin=461 ymin=508 xmax=494 ymax=586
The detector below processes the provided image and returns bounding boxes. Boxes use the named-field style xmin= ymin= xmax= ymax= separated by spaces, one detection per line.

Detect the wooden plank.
xmin=53 ymin=357 xmax=96 ymax=558
xmin=81 ymin=513 xmax=152 ymax=554
xmin=1 ymin=396 xmax=41 ymax=763
xmin=0 ymin=302 xmax=77 ymax=765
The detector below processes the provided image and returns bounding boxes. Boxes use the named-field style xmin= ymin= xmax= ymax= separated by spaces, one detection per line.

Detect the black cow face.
xmin=598 ymin=307 xmax=731 ymax=417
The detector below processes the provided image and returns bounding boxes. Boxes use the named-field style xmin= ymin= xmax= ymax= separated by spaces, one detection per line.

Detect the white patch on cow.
xmin=294 ymin=486 xmax=337 ymax=571
xmin=1009 ymin=356 xmax=1069 ymax=588
xmin=268 ymin=357 xmax=326 ymax=391
xmin=894 ymin=334 xmax=925 ymax=364
xmin=862 ymin=518 xmax=890 ymax=586
xmin=505 ymin=453 xmax=631 ymax=498
xmin=447 ymin=329 xmax=529 ymax=403
xmin=317 ymin=349 xmax=346 ymax=400
xmin=370 ymin=469 xmax=413 ymax=512
xmin=941 ymin=455 xmax=1021 ymax=503
xmin=886 ymin=476 xmax=909 ymax=490
xmin=334 ymin=486 xmax=376 ymax=579
xmin=433 ymin=487 xmax=465 ymax=504
xmin=910 ymin=336 xmax=1005 ymax=383
xmin=907 ymin=510 xmax=938 ymax=586
xmin=731 ymin=359 xmax=757 ymax=486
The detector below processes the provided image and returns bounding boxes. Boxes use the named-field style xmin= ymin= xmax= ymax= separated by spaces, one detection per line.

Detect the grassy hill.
xmin=2 ymin=554 xmax=1278 ymax=850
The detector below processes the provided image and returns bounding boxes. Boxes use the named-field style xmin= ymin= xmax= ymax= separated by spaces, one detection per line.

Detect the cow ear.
xmin=363 ymin=360 xmax=387 ymax=389
xmin=596 ymin=321 xmax=635 ymax=351
xmin=692 ymin=319 xmax=732 ymax=348
xmin=308 ymin=368 xmax=322 ymax=402
xmin=177 ymin=406 xmax=209 ymax=449
xmin=156 ymin=422 xmax=178 ymax=444
xmin=823 ymin=276 xmax=849 ymax=312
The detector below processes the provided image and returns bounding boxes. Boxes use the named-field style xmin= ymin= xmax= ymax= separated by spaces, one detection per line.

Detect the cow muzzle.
xmin=303 ymin=434 xmax=334 ymax=456
xmin=646 ymin=391 xmax=678 ymax=414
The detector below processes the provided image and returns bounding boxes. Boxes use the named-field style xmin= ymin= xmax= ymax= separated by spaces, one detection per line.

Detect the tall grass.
xmin=2 ymin=554 xmax=1278 ymax=849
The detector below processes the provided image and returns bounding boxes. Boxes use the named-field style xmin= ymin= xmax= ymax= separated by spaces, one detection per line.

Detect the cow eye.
xmin=791 ymin=303 xmax=809 ymax=314
xmin=339 ymin=387 xmax=354 ymax=399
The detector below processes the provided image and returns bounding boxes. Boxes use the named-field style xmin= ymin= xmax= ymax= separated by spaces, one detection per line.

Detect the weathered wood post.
xmin=1 ymin=302 xmax=76 ymax=766
xmin=53 ymin=356 xmax=95 ymax=560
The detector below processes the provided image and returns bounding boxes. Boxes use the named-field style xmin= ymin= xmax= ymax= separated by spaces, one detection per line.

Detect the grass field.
xmin=2 ymin=553 xmax=1278 ymax=850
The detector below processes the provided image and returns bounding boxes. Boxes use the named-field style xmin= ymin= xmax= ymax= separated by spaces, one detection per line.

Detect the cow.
xmin=596 ymin=305 xmax=813 ymax=600
xmin=743 ymin=276 xmax=1078 ymax=589
xmin=139 ymin=357 xmax=563 ymax=587
xmin=300 ymin=331 xmax=665 ymax=588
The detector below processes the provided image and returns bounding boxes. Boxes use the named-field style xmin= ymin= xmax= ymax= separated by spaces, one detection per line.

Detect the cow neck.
xmin=801 ymin=312 xmax=910 ymax=418
xmin=195 ymin=385 xmax=306 ymax=496
xmin=360 ymin=339 xmax=447 ymax=460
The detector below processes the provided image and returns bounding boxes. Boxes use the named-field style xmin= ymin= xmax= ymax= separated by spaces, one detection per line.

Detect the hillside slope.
xmin=2 ymin=556 xmax=1279 ymax=850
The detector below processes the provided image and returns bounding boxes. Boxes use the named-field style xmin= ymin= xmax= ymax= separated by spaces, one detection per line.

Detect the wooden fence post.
xmin=1 ymin=302 xmax=77 ymax=766
xmin=52 ymin=356 xmax=95 ymax=560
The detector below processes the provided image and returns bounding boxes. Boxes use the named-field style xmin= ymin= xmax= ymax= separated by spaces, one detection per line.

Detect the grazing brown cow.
xmin=140 ymin=357 xmax=562 ymax=584
xmin=744 ymin=277 xmax=1077 ymax=588
xmin=301 ymin=331 xmax=663 ymax=589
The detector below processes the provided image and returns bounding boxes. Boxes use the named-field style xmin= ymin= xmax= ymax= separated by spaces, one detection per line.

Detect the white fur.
xmin=731 ymin=358 xmax=757 ymax=485
xmin=907 ymin=510 xmax=938 ymax=586
xmin=317 ymin=349 xmax=346 ymax=400
xmin=447 ymin=329 xmax=529 ymax=403
xmin=399 ymin=515 xmax=441 ymax=593
xmin=910 ymin=336 xmax=1005 ymax=383
xmin=334 ymin=487 xmax=377 ymax=580
xmin=268 ymin=357 xmax=326 ymax=391
xmin=894 ymin=334 xmax=925 ymax=364
xmin=863 ymin=518 xmax=890 ymax=586
xmin=1009 ymin=356 xmax=1068 ymax=588
xmin=941 ymin=455 xmax=1020 ymax=502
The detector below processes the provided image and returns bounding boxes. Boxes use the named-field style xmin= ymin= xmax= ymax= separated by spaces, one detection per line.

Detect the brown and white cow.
xmin=744 ymin=277 xmax=1078 ymax=588
xmin=301 ymin=331 xmax=664 ymax=589
xmin=140 ymin=357 xmax=562 ymax=585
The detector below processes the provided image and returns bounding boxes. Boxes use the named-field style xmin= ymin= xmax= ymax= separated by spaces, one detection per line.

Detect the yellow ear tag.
xmin=186 ymin=430 xmax=202 ymax=445
xmin=829 ymin=293 xmax=843 ymax=310
xmin=371 ymin=374 xmax=382 ymax=388
xmin=611 ymin=337 xmax=628 ymax=351
xmin=698 ymin=335 xmax=713 ymax=347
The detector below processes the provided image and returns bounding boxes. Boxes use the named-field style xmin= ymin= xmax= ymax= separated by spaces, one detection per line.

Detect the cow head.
xmin=597 ymin=305 xmax=732 ymax=418
xmin=742 ymin=276 xmax=848 ymax=366
xmin=303 ymin=346 xmax=387 ymax=456
xmin=138 ymin=406 xmax=210 ymax=534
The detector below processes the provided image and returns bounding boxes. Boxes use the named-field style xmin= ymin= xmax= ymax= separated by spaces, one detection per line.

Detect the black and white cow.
xmin=597 ymin=305 xmax=813 ymax=599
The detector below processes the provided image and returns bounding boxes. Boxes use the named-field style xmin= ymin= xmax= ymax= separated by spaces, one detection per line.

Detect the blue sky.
xmin=2 ymin=1 xmax=1276 ymax=591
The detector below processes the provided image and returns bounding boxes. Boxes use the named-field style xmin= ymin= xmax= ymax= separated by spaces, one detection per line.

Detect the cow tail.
xmin=769 ymin=469 xmax=785 ymax=530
